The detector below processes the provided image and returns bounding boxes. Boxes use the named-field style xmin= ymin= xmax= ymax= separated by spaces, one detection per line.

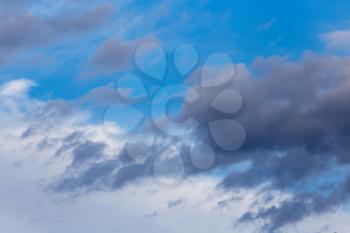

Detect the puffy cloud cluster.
xmin=183 ymin=52 xmax=350 ymax=231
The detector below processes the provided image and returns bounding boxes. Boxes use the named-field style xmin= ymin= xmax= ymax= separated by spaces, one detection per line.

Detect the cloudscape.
xmin=1 ymin=1 xmax=350 ymax=233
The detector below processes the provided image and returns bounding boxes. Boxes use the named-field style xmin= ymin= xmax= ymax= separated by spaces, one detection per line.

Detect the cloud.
xmin=1 ymin=132 xmax=349 ymax=233
xmin=0 ymin=0 xmax=32 ymax=13
xmin=257 ymin=18 xmax=276 ymax=32
xmin=182 ymin=52 xmax=350 ymax=231
xmin=82 ymin=38 xmax=145 ymax=78
xmin=240 ymin=176 xmax=350 ymax=232
xmin=321 ymin=29 xmax=350 ymax=52
xmin=11 ymin=50 xmax=348 ymax=231
xmin=167 ymin=198 xmax=185 ymax=209
xmin=0 ymin=79 xmax=36 ymax=97
xmin=47 ymin=3 xmax=113 ymax=35
xmin=0 ymin=82 xmax=266 ymax=232
xmin=82 ymin=35 xmax=159 ymax=78
xmin=3 ymin=1 xmax=350 ymax=232
xmin=2 ymin=48 xmax=350 ymax=232
xmin=0 ymin=78 xmax=190 ymax=195
xmin=0 ymin=2 xmax=114 ymax=65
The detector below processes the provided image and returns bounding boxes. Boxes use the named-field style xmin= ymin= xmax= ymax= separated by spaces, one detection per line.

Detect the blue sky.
xmin=2 ymin=0 xmax=350 ymax=100
xmin=1 ymin=1 xmax=350 ymax=233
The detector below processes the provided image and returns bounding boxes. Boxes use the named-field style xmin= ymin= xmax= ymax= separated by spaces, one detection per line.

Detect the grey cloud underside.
xmin=26 ymin=105 xmax=188 ymax=193
xmin=167 ymin=198 xmax=185 ymax=209
xmin=85 ymin=38 xmax=146 ymax=76
xmin=82 ymin=35 xmax=159 ymax=78
xmin=22 ymin=99 xmax=77 ymax=139
xmin=240 ymin=176 xmax=350 ymax=232
xmin=0 ymin=1 xmax=114 ymax=63
xmin=183 ymin=53 xmax=350 ymax=231
xmin=49 ymin=136 xmax=190 ymax=193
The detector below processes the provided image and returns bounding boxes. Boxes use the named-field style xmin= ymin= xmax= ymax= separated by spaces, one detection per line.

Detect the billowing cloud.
xmin=182 ymin=52 xmax=350 ymax=231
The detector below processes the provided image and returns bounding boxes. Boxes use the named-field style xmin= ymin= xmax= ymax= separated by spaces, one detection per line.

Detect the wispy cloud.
xmin=321 ymin=29 xmax=350 ymax=52
xmin=257 ymin=18 xmax=276 ymax=32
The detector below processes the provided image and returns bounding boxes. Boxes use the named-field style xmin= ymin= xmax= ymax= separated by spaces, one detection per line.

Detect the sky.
xmin=1 ymin=0 xmax=350 ymax=232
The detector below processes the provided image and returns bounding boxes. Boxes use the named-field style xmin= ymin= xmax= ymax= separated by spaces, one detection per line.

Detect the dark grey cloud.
xmin=82 ymin=37 xmax=151 ymax=78
xmin=240 ymin=175 xmax=350 ymax=232
xmin=89 ymin=39 xmax=136 ymax=71
xmin=47 ymin=131 xmax=189 ymax=194
xmin=167 ymin=198 xmax=185 ymax=209
xmin=50 ymin=145 xmax=152 ymax=193
xmin=71 ymin=141 xmax=105 ymax=167
xmin=182 ymin=53 xmax=350 ymax=231
xmin=0 ymin=13 xmax=44 ymax=53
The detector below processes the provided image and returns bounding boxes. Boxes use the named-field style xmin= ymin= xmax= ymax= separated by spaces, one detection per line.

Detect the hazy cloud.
xmin=0 ymin=2 xmax=114 ymax=64
xmin=321 ymin=29 xmax=350 ymax=52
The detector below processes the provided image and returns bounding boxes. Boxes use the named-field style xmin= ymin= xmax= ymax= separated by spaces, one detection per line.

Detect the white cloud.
xmin=321 ymin=29 xmax=350 ymax=52
xmin=0 ymin=79 xmax=36 ymax=97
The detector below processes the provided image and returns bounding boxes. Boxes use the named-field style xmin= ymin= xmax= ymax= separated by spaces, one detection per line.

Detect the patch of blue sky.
xmin=210 ymin=160 xmax=253 ymax=178
xmin=291 ymin=164 xmax=350 ymax=197
xmin=153 ymin=0 xmax=350 ymax=61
